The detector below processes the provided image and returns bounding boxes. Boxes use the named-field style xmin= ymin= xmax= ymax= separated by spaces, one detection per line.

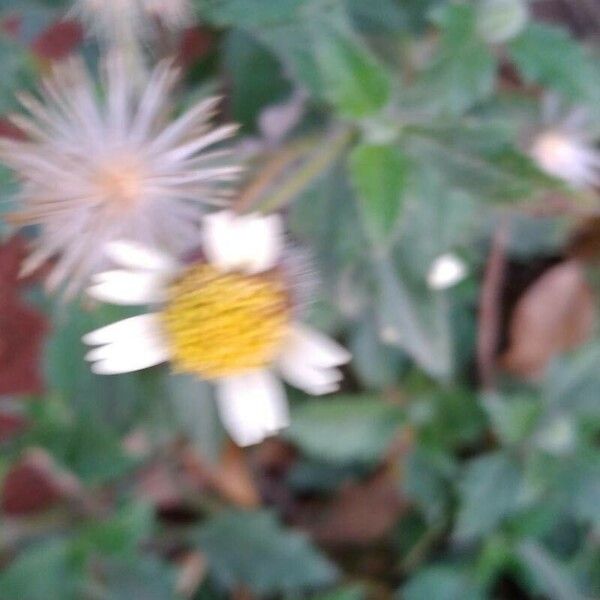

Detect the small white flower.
xmin=73 ymin=0 xmax=193 ymax=42
xmin=528 ymin=96 xmax=600 ymax=189
xmin=83 ymin=211 xmax=351 ymax=447
xmin=427 ymin=253 xmax=467 ymax=290
xmin=0 ymin=59 xmax=239 ymax=297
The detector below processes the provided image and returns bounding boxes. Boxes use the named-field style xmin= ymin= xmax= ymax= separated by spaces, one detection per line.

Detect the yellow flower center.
xmin=161 ymin=264 xmax=290 ymax=379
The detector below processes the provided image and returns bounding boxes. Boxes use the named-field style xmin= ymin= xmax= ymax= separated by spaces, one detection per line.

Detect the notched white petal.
xmin=105 ymin=241 xmax=177 ymax=273
xmin=287 ymin=324 xmax=351 ymax=368
xmin=82 ymin=313 xmax=162 ymax=345
xmin=203 ymin=210 xmax=285 ymax=273
xmin=88 ymin=269 xmax=169 ymax=305
xmin=216 ymin=370 xmax=290 ymax=446
xmin=243 ymin=213 xmax=284 ymax=273
xmin=278 ymin=352 xmax=343 ymax=396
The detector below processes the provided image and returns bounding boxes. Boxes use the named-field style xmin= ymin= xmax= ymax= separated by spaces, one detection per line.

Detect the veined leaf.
xmin=286 ymin=395 xmax=404 ymax=464
xmin=196 ymin=510 xmax=337 ymax=595
xmin=350 ymin=144 xmax=409 ymax=242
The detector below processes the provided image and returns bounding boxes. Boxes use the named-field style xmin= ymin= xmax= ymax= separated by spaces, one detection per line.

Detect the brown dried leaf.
xmin=501 ymin=260 xmax=596 ymax=379
xmin=291 ymin=469 xmax=405 ymax=546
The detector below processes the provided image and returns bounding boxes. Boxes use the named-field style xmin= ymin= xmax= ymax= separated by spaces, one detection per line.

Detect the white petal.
xmin=202 ymin=210 xmax=240 ymax=270
xmin=286 ymin=324 xmax=351 ymax=368
xmin=202 ymin=210 xmax=283 ymax=273
xmin=278 ymin=351 xmax=342 ymax=395
xmin=88 ymin=269 xmax=169 ymax=305
xmin=82 ymin=313 xmax=162 ymax=345
xmin=84 ymin=328 xmax=167 ymax=362
xmin=242 ymin=213 xmax=284 ymax=273
xmin=91 ymin=345 xmax=170 ymax=374
xmin=216 ymin=370 xmax=290 ymax=446
xmin=427 ymin=253 xmax=467 ymax=290
xmin=105 ymin=241 xmax=177 ymax=272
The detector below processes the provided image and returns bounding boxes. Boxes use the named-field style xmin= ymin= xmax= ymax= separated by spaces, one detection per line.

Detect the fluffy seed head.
xmin=0 ymin=59 xmax=240 ymax=296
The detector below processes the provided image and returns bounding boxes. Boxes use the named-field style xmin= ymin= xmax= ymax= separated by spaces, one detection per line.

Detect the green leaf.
xmin=286 ymin=395 xmax=404 ymax=464
xmin=312 ymin=585 xmax=366 ymax=600
xmin=197 ymin=510 xmax=338 ymax=595
xmin=374 ymin=255 xmax=453 ymax=379
xmin=543 ymin=343 xmax=600 ymax=419
xmin=508 ymin=23 xmax=599 ymax=104
xmin=0 ymin=539 xmax=81 ymax=600
xmin=97 ymin=558 xmax=176 ymax=600
xmin=482 ymin=392 xmax=541 ymax=445
xmin=165 ymin=374 xmax=223 ymax=463
xmin=349 ymin=313 xmax=408 ymax=389
xmin=256 ymin=21 xmax=323 ymax=95
xmin=76 ymin=503 xmax=154 ymax=558
xmin=24 ymin=397 xmax=134 ymax=486
xmin=476 ymin=0 xmax=529 ymax=44
xmin=411 ymin=389 xmax=486 ymax=450
xmin=406 ymin=123 xmax=558 ymax=202
xmin=313 ymin=20 xmax=391 ymax=118
xmin=455 ymin=452 xmax=522 ymax=540
xmin=350 ymin=144 xmax=409 ymax=241
xmin=345 ymin=0 xmax=407 ymax=34
xmin=406 ymin=4 xmax=496 ymax=116
xmin=198 ymin=0 xmax=309 ymax=27
xmin=404 ymin=447 xmax=458 ymax=523
xmin=518 ymin=541 xmax=589 ymax=600
xmin=223 ymin=29 xmax=292 ymax=132
xmin=401 ymin=565 xmax=485 ymax=600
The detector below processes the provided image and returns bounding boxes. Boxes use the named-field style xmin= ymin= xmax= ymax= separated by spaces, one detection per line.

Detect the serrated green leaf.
xmin=286 ymin=395 xmax=403 ymax=464
xmin=313 ymin=20 xmax=390 ymax=118
xmin=197 ymin=510 xmax=338 ymax=595
xmin=406 ymin=123 xmax=558 ymax=202
xmin=350 ymin=144 xmax=409 ymax=241
xmin=455 ymin=452 xmax=522 ymax=540
xmin=508 ymin=23 xmax=599 ymax=104
xmin=405 ymin=4 xmax=496 ymax=116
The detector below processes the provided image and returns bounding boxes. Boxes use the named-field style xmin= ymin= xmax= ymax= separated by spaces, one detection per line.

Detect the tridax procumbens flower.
xmin=0 ymin=59 xmax=239 ymax=297
xmin=83 ymin=211 xmax=351 ymax=446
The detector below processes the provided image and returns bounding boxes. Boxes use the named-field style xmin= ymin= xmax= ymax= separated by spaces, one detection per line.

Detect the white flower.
xmin=528 ymin=96 xmax=600 ymax=189
xmin=73 ymin=0 xmax=192 ymax=42
xmin=0 ymin=59 xmax=239 ymax=296
xmin=427 ymin=253 xmax=467 ymax=290
xmin=83 ymin=211 xmax=351 ymax=446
